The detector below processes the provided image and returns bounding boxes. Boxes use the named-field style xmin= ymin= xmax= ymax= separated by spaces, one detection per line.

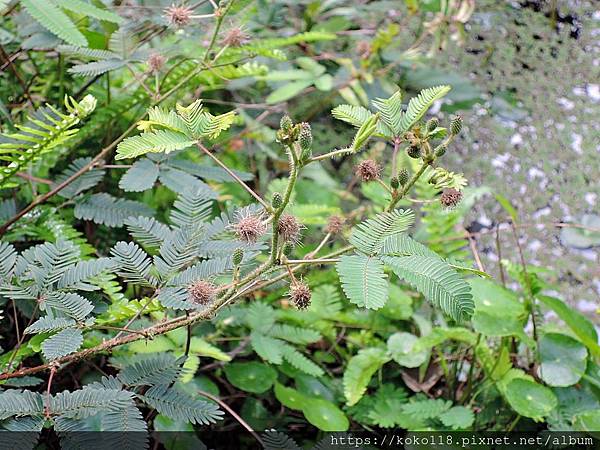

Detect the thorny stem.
xmin=202 ymin=0 xmax=236 ymax=62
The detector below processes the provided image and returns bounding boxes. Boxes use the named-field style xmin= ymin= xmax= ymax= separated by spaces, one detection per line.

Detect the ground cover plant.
xmin=0 ymin=0 xmax=598 ymax=448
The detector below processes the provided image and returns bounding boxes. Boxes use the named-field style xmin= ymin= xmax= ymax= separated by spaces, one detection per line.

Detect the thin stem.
xmin=391 ymin=138 xmax=401 ymax=175
xmin=306 ymin=232 xmax=331 ymax=258
xmin=202 ymin=0 xmax=235 ymax=62
xmin=197 ymin=142 xmax=270 ymax=211
xmin=44 ymin=365 xmax=57 ymax=419
xmin=386 ymin=159 xmax=433 ymax=211
xmin=286 ymin=258 xmax=340 ymax=265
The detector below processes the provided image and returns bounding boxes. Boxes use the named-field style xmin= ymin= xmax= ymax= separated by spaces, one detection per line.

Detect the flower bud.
xmin=272 ymin=192 xmax=283 ymax=209
xmin=398 ymin=168 xmax=409 ymax=186
xmin=232 ymin=248 xmax=244 ymax=266
xmin=390 ymin=176 xmax=399 ymax=189
xmin=289 ymin=282 xmax=311 ymax=309
xmin=435 ymin=143 xmax=447 ymax=157
xmin=355 ymin=159 xmax=382 ymax=182
xmin=280 ymin=115 xmax=293 ymax=132
xmin=407 ymin=145 xmax=421 ymax=159
xmin=426 ymin=117 xmax=439 ymax=132
xmin=298 ymin=123 xmax=312 ymax=151
xmin=450 ymin=115 xmax=462 ymax=135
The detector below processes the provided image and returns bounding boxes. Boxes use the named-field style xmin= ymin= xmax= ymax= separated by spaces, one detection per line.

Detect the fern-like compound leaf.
xmin=57 ymin=257 xmax=116 ymax=290
xmin=170 ymin=185 xmax=216 ymax=229
xmin=110 ymin=241 xmax=154 ymax=286
xmin=379 ymin=233 xmax=438 ymax=258
xmin=51 ymin=388 xmax=134 ymax=419
xmin=74 ymin=193 xmax=154 ymax=227
xmin=54 ymin=157 xmax=105 ymax=199
xmin=382 ymin=255 xmax=474 ymax=322
xmin=115 ymin=130 xmax=196 ymax=160
xmin=397 ymin=85 xmax=451 ymax=134
xmin=119 ymin=158 xmax=160 ymax=192
xmin=343 ymin=348 xmax=390 ymax=406
xmin=262 ymin=431 xmax=302 ymax=450
xmin=41 ymin=328 xmax=83 ymax=360
xmin=25 ymin=317 xmax=76 ymax=334
xmin=118 ymin=354 xmax=184 ymax=387
xmin=251 ymin=333 xmax=285 ymax=365
xmin=139 ymin=385 xmax=223 ymax=425
xmin=337 ymin=254 xmax=388 ymax=310
xmin=349 ymin=209 xmax=415 ymax=255
xmin=280 ymin=344 xmax=324 ymax=377
xmin=21 ymin=0 xmax=87 ymax=46
xmin=125 ymin=216 xmax=172 ymax=250
xmin=0 ymin=390 xmax=44 ymax=420
xmin=54 ymin=0 xmax=122 ymax=24
xmin=372 ymin=90 xmax=404 ymax=136
xmin=44 ymin=292 xmax=94 ymax=321
xmin=0 ymin=241 xmax=17 ymax=278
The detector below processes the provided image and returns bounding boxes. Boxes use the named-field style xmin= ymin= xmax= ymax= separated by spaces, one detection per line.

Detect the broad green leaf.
xmin=438 ymin=406 xmax=474 ymax=430
xmin=343 ymin=348 xmax=390 ymax=406
xmin=387 ymin=332 xmax=428 ymax=368
xmin=539 ymin=333 xmax=587 ymax=387
xmin=301 ymin=398 xmax=349 ymax=431
xmin=266 ymin=80 xmax=313 ymax=104
xmin=504 ymin=378 xmax=557 ymax=421
xmin=274 ymin=383 xmax=307 ymax=411
xmin=224 ymin=362 xmax=277 ymax=394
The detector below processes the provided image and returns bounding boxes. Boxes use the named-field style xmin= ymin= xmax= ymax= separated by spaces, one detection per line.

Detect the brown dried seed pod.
xmin=277 ymin=214 xmax=304 ymax=243
xmin=355 ymin=159 xmax=382 ymax=182
xmin=188 ymin=280 xmax=217 ymax=305
xmin=289 ymin=282 xmax=311 ymax=309
xmin=325 ymin=215 xmax=346 ymax=234
xmin=440 ymin=188 xmax=463 ymax=209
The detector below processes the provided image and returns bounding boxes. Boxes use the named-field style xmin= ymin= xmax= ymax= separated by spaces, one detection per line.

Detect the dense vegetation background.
xmin=0 ymin=0 xmax=598 ymax=448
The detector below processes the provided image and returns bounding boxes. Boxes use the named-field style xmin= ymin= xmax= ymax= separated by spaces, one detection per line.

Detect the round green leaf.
xmin=224 ymin=362 xmax=277 ymax=394
xmin=301 ymin=398 xmax=349 ymax=431
xmin=387 ymin=332 xmax=428 ymax=368
xmin=274 ymin=383 xmax=307 ymax=411
xmin=439 ymin=406 xmax=475 ymax=430
xmin=539 ymin=333 xmax=588 ymax=387
xmin=574 ymin=410 xmax=600 ymax=433
xmin=505 ymin=378 xmax=557 ymax=420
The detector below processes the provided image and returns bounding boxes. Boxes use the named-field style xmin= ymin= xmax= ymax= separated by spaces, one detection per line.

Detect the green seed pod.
xmin=282 ymin=242 xmax=293 ymax=257
xmin=398 ymin=168 xmax=409 ymax=186
xmin=272 ymin=192 xmax=283 ymax=209
xmin=450 ymin=115 xmax=462 ymax=135
xmin=280 ymin=115 xmax=293 ymax=132
xmin=232 ymin=248 xmax=244 ymax=266
xmin=435 ymin=143 xmax=447 ymax=157
xmin=426 ymin=117 xmax=439 ymax=132
xmin=299 ymin=123 xmax=312 ymax=151
xmin=407 ymin=145 xmax=421 ymax=159
xmin=390 ymin=176 xmax=399 ymax=189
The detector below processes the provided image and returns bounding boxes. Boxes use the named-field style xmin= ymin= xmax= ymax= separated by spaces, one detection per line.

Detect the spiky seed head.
xmin=325 ymin=215 xmax=346 ymax=234
xmin=272 ymin=192 xmax=283 ymax=209
xmin=426 ymin=117 xmax=439 ymax=132
xmin=188 ymin=280 xmax=217 ymax=305
xmin=281 ymin=242 xmax=294 ymax=257
xmin=450 ymin=115 xmax=463 ymax=135
xmin=435 ymin=143 xmax=448 ymax=157
xmin=232 ymin=212 xmax=267 ymax=243
xmin=232 ymin=248 xmax=244 ymax=266
xmin=221 ymin=27 xmax=249 ymax=47
xmin=355 ymin=159 xmax=382 ymax=182
xmin=147 ymin=53 xmax=166 ymax=73
xmin=440 ymin=188 xmax=463 ymax=209
xmin=398 ymin=168 xmax=410 ymax=186
xmin=289 ymin=282 xmax=311 ymax=309
xmin=407 ymin=145 xmax=422 ymax=159
xmin=165 ymin=4 xmax=193 ymax=28
xmin=280 ymin=115 xmax=293 ymax=132
xmin=277 ymin=214 xmax=304 ymax=243
xmin=390 ymin=176 xmax=399 ymax=189
xmin=298 ymin=123 xmax=312 ymax=151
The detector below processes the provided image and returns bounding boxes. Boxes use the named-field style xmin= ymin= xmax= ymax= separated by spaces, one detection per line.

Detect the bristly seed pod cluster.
xmin=450 ymin=115 xmax=463 ymax=135
xmin=398 ymin=168 xmax=410 ymax=186
xmin=164 ymin=4 xmax=193 ymax=28
xmin=355 ymin=159 xmax=382 ymax=182
xmin=289 ymin=282 xmax=311 ymax=309
xmin=188 ymin=280 xmax=217 ymax=305
xmin=325 ymin=215 xmax=346 ymax=234
xmin=232 ymin=211 xmax=267 ymax=243
xmin=221 ymin=27 xmax=250 ymax=47
xmin=232 ymin=248 xmax=244 ymax=266
xmin=147 ymin=53 xmax=166 ymax=73
xmin=278 ymin=214 xmax=304 ymax=243
xmin=440 ymin=188 xmax=463 ymax=209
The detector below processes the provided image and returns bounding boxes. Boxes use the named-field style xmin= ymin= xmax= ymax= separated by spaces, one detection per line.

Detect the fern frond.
xmin=372 ymin=90 xmax=403 ymax=135
xmin=349 ymin=209 xmax=415 ymax=255
xmin=168 ymin=257 xmax=231 ymax=287
xmin=137 ymin=107 xmax=188 ymax=134
xmin=280 ymin=344 xmax=324 ymax=377
xmin=57 ymin=45 xmax=118 ymax=59
xmin=28 ymin=240 xmax=81 ymax=288
xmin=331 ymin=104 xmax=391 ymax=137
xmin=139 ymin=385 xmax=223 ymax=425
xmin=382 ymin=255 xmax=474 ymax=321
xmin=67 ymin=59 xmax=125 ymax=77
xmin=21 ymin=0 xmax=87 ymax=46
xmin=41 ymin=328 xmax=83 ymax=360
xmin=379 ymin=233 xmax=438 ymax=258
xmin=51 ymin=388 xmax=134 ymax=419
xmin=0 ymin=95 xmax=96 ymax=189
xmin=115 ymin=130 xmax=196 ymax=160
xmin=175 ymin=100 xmax=236 ymax=140
xmin=118 ymin=354 xmax=184 ymax=387
xmin=74 ymin=193 xmax=154 ymax=227
xmin=251 ymin=333 xmax=284 ymax=364
xmin=337 ymin=254 xmax=388 ymax=309
xmin=101 ymin=401 xmax=147 ymax=432
xmin=397 ymin=85 xmax=451 ymax=134
xmin=269 ymin=324 xmax=321 ymax=345
xmin=154 ymin=226 xmax=204 ymax=276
